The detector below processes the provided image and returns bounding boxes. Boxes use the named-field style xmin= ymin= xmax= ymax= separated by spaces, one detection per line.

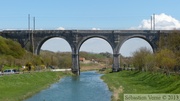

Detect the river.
xmin=25 ymin=71 xmax=112 ymax=101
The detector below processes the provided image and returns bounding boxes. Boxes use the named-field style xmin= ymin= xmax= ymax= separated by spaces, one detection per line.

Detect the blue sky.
xmin=1 ymin=0 xmax=180 ymax=56
xmin=1 ymin=0 xmax=180 ymax=29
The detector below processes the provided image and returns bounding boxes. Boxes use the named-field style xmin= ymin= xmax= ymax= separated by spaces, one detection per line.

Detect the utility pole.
xmin=28 ymin=14 xmax=30 ymax=40
xmin=151 ymin=14 xmax=155 ymax=31
xmin=151 ymin=15 xmax=153 ymax=30
xmin=29 ymin=15 xmax=35 ymax=54
xmin=33 ymin=17 xmax=35 ymax=30
xmin=31 ymin=17 xmax=35 ymax=54
xmin=153 ymin=14 xmax=155 ymax=30
xmin=28 ymin=14 xmax=30 ymax=30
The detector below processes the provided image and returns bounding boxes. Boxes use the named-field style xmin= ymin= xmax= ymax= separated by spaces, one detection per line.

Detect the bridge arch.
xmin=78 ymin=37 xmax=113 ymax=71
xmin=119 ymin=35 xmax=155 ymax=54
xmin=35 ymin=36 xmax=72 ymax=55
xmin=77 ymin=35 xmax=114 ymax=53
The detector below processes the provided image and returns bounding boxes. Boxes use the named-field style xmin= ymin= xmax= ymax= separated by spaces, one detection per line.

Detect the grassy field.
xmin=101 ymin=70 xmax=180 ymax=101
xmin=0 ymin=71 xmax=71 ymax=101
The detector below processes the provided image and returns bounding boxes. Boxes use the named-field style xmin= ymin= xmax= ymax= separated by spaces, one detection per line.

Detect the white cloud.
xmin=57 ymin=27 xmax=65 ymax=30
xmin=91 ymin=28 xmax=100 ymax=30
xmin=132 ymin=13 xmax=180 ymax=30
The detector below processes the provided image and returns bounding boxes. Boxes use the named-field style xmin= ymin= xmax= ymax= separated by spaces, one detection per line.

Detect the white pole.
xmin=28 ymin=14 xmax=31 ymax=40
xmin=153 ymin=14 xmax=155 ymax=30
xmin=151 ymin=15 xmax=153 ymax=30
xmin=28 ymin=14 xmax=30 ymax=30
xmin=33 ymin=17 xmax=35 ymax=30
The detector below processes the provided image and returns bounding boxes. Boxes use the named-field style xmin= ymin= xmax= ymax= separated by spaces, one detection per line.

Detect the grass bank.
xmin=101 ymin=71 xmax=180 ymax=101
xmin=0 ymin=71 xmax=71 ymax=101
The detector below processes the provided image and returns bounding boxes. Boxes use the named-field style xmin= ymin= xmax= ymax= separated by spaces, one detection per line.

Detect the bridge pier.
xmin=112 ymin=53 xmax=121 ymax=72
xmin=71 ymin=69 xmax=80 ymax=75
xmin=72 ymin=53 xmax=80 ymax=75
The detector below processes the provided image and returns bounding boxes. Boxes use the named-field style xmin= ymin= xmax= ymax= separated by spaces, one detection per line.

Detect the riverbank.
xmin=0 ymin=71 xmax=71 ymax=101
xmin=101 ymin=71 xmax=180 ymax=101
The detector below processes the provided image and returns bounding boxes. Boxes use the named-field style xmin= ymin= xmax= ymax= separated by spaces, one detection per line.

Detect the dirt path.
xmin=112 ymin=86 xmax=124 ymax=101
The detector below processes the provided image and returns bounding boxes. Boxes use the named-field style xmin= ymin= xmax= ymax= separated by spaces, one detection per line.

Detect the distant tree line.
xmin=79 ymin=51 xmax=113 ymax=64
xmin=40 ymin=51 xmax=72 ymax=69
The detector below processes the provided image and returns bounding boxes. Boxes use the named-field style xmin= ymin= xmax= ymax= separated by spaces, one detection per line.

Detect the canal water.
xmin=25 ymin=71 xmax=112 ymax=101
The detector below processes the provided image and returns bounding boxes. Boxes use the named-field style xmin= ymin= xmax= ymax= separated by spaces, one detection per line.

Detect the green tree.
xmin=40 ymin=51 xmax=72 ymax=68
xmin=155 ymin=49 xmax=177 ymax=74
xmin=144 ymin=53 xmax=156 ymax=72
xmin=158 ymin=31 xmax=180 ymax=66
xmin=132 ymin=47 xmax=153 ymax=71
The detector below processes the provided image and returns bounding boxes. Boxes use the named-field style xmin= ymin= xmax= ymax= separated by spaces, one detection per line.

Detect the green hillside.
xmin=0 ymin=36 xmax=25 ymax=58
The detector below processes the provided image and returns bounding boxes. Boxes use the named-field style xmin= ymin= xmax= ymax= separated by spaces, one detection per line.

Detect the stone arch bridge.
xmin=0 ymin=30 xmax=172 ymax=75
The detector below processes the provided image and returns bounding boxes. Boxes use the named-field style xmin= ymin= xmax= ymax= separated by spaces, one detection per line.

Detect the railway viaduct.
xmin=0 ymin=30 xmax=173 ymax=75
